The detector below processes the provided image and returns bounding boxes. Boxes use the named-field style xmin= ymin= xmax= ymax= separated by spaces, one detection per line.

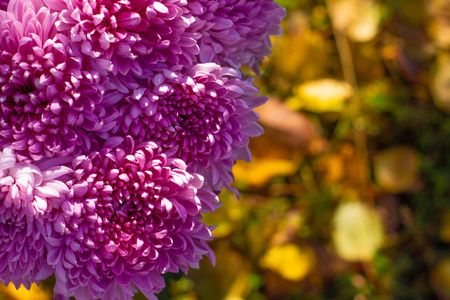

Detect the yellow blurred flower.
xmin=259 ymin=243 xmax=315 ymax=281
xmin=332 ymin=201 xmax=384 ymax=262
xmin=287 ymin=79 xmax=353 ymax=113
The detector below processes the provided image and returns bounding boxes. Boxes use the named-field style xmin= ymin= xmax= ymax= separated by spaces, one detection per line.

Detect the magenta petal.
xmin=116 ymin=12 xmax=141 ymax=29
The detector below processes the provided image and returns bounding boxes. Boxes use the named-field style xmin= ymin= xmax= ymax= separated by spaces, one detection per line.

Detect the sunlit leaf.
xmin=1 ymin=283 xmax=50 ymax=300
xmin=188 ymin=242 xmax=251 ymax=299
xmin=259 ymin=243 xmax=315 ymax=281
xmin=211 ymin=222 xmax=234 ymax=239
xmin=274 ymin=0 xmax=299 ymax=10
xmin=203 ymin=192 xmax=247 ymax=239
xmin=328 ymin=0 xmax=381 ymax=42
xmin=374 ymin=146 xmax=421 ymax=193
xmin=439 ymin=209 xmax=450 ymax=243
xmin=314 ymin=144 xmax=371 ymax=193
xmin=333 ymin=201 xmax=384 ymax=262
xmin=427 ymin=0 xmax=450 ymax=48
xmin=233 ymin=158 xmax=298 ymax=186
xmin=314 ymin=154 xmax=345 ymax=183
xmin=287 ymin=79 xmax=353 ymax=113
xmin=270 ymin=211 xmax=304 ymax=245
xmin=224 ymin=269 xmax=250 ymax=300
xmin=268 ymin=12 xmax=328 ymax=84
xmin=431 ymin=53 xmax=450 ymax=113
xmin=428 ymin=18 xmax=450 ymax=49
xmin=431 ymin=257 xmax=450 ymax=298
xmin=270 ymin=13 xmax=309 ymax=78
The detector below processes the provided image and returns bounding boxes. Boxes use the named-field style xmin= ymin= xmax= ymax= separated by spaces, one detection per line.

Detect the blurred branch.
xmin=325 ymin=0 xmax=357 ymax=87
xmin=325 ymin=0 xmax=372 ymax=203
xmin=334 ymin=30 xmax=358 ymax=87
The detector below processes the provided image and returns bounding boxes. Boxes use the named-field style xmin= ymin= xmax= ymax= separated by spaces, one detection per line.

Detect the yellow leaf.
xmin=428 ymin=18 xmax=450 ymax=49
xmin=269 ymin=12 xmax=328 ymax=82
xmin=270 ymin=211 xmax=304 ymax=246
xmin=432 ymin=53 xmax=450 ymax=113
xmin=233 ymin=158 xmax=298 ymax=186
xmin=314 ymin=143 xmax=371 ymax=190
xmin=270 ymin=14 xmax=308 ymax=78
xmin=314 ymin=154 xmax=345 ymax=183
xmin=328 ymin=0 xmax=381 ymax=42
xmin=374 ymin=146 xmax=421 ymax=193
xmin=439 ymin=210 xmax=450 ymax=243
xmin=211 ymin=222 xmax=234 ymax=239
xmin=2 ymin=283 xmax=50 ymax=300
xmin=224 ymin=270 xmax=250 ymax=300
xmin=427 ymin=0 xmax=450 ymax=49
xmin=186 ymin=241 xmax=251 ymax=299
xmin=333 ymin=202 xmax=384 ymax=262
xmin=287 ymin=79 xmax=353 ymax=113
xmin=431 ymin=257 xmax=450 ymax=298
xmin=259 ymin=244 xmax=315 ymax=281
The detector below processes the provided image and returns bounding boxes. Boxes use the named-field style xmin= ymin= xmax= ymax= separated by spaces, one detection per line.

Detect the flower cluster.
xmin=0 ymin=0 xmax=284 ymax=298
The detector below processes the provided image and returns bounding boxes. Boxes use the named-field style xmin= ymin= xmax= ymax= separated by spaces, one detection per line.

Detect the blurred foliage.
xmin=178 ymin=0 xmax=450 ymax=299
xmin=332 ymin=201 xmax=384 ymax=262
xmin=2 ymin=0 xmax=450 ymax=299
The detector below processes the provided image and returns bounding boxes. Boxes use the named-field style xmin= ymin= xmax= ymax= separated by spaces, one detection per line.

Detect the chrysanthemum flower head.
xmin=187 ymin=0 xmax=286 ymax=71
xmin=0 ymin=0 xmax=112 ymax=162
xmin=112 ymin=63 xmax=267 ymax=192
xmin=0 ymin=147 xmax=72 ymax=289
xmin=48 ymin=137 xmax=218 ymax=299
xmin=0 ymin=1 xmax=8 ymax=10
xmin=44 ymin=0 xmax=200 ymax=76
xmin=0 ymin=147 xmax=72 ymax=222
xmin=0 ymin=0 xmax=284 ymax=297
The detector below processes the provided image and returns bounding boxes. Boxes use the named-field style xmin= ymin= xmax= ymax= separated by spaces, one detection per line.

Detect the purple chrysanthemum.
xmin=187 ymin=0 xmax=285 ymax=71
xmin=110 ymin=63 xmax=266 ymax=192
xmin=48 ymin=138 xmax=218 ymax=299
xmin=44 ymin=0 xmax=199 ymax=76
xmin=0 ymin=0 xmax=284 ymax=297
xmin=0 ymin=147 xmax=72 ymax=288
xmin=0 ymin=1 xmax=8 ymax=10
xmin=0 ymin=0 xmax=112 ymax=162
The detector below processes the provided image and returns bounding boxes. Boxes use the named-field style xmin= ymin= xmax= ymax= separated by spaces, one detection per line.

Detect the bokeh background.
xmin=2 ymin=0 xmax=450 ymax=299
